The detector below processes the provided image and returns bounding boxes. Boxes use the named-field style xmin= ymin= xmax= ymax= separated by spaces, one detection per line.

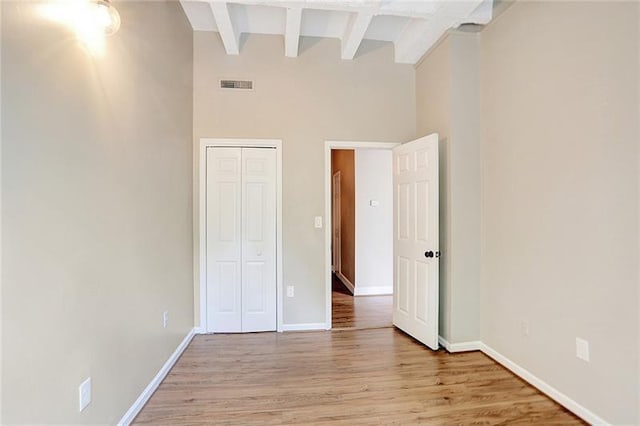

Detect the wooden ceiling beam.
xmin=209 ymin=1 xmax=240 ymax=55
xmin=285 ymin=8 xmax=302 ymax=57
xmin=341 ymin=12 xmax=373 ymax=60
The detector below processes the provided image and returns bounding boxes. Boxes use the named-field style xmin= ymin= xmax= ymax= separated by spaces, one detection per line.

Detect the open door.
xmin=332 ymin=171 xmax=341 ymax=274
xmin=392 ymin=134 xmax=439 ymax=350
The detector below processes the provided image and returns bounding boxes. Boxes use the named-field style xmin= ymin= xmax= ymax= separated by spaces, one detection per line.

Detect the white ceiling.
xmin=180 ymin=0 xmax=494 ymax=64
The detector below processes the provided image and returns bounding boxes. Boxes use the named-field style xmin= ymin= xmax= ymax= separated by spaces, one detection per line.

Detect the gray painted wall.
xmin=415 ymin=32 xmax=481 ymax=344
xmin=1 ymin=2 xmax=194 ymax=423
xmin=480 ymin=1 xmax=639 ymax=423
xmin=193 ymin=33 xmax=416 ymax=326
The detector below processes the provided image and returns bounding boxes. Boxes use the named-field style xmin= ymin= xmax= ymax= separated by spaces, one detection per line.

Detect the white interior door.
xmin=332 ymin=171 xmax=341 ymax=274
xmin=206 ymin=147 xmax=242 ymax=332
xmin=206 ymin=147 xmax=277 ymax=333
xmin=392 ymin=134 xmax=439 ymax=350
xmin=241 ymin=148 xmax=277 ymax=332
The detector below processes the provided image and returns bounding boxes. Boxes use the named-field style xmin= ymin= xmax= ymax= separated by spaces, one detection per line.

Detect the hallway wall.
xmin=354 ymin=149 xmax=393 ymax=295
xmin=332 ymin=149 xmax=356 ymax=287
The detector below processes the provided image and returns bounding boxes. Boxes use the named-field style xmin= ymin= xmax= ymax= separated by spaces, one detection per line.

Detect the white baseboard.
xmin=354 ymin=286 xmax=393 ymax=296
xmin=281 ymin=323 xmax=327 ymax=331
xmin=118 ymin=328 xmax=196 ymax=426
xmin=336 ymin=271 xmax=355 ymax=294
xmin=438 ymin=336 xmax=481 ymax=352
xmin=193 ymin=326 xmax=206 ymax=334
xmin=480 ymin=343 xmax=609 ymax=425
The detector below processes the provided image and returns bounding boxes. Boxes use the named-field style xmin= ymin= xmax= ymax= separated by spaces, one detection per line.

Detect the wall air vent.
xmin=220 ymin=79 xmax=253 ymax=90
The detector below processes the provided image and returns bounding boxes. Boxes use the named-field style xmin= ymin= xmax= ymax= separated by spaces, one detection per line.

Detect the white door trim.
xmin=198 ymin=138 xmax=283 ymax=332
xmin=323 ymin=141 xmax=400 ymax=330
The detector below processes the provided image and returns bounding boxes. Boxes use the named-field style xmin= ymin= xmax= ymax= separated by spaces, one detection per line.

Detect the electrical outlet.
xmin=576 ymin=337 xmax=590 ymax=362
xmin=79 ymin=377 xmax=91 ymax=412
xmin=314 ymin=216 xmax=323 ymax=228
xmin=520 ymin=321 xmax=529 ymax=337
xmin=287 ymin=286 xmax=295 ymax=298
xmin=163 ymin=310 xmax=169 ymax=329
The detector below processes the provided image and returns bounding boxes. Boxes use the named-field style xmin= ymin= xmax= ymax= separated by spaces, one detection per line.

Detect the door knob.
xmin=424 ymin=251 xmax=434 ymax=258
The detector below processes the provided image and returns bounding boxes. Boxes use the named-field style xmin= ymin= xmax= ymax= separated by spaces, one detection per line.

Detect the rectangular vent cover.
xmin=220 ymin=79 xmax=253 ymax=90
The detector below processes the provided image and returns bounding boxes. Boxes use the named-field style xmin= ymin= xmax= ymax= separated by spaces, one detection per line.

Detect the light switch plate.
xmin=314 ymin=216 xmax=322 ymax=228
xmin=370 ymin=200 xmax=380 ymax=207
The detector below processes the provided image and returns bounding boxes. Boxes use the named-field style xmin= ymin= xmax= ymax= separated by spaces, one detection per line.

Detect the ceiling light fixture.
xmin=38 ymin=0 xmax=121 ymax=56
xmin=93 ymin=0 xmax=121 ymax=36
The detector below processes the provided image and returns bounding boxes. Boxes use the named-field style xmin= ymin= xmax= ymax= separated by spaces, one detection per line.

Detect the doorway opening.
xmin=325 ymin=142 xmax=397 ymax=331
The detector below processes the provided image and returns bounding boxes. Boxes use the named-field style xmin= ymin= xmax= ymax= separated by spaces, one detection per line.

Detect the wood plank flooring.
xmin=332 ymin=274 xmax=393 ymax=330
xmin=134 ymin=328 xmax=584 ymax=425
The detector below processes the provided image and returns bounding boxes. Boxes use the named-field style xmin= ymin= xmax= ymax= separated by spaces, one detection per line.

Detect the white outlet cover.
xmin=314 ymin=216 xmax=323 ymax=228
xmin=79 ymin=377 xmax=91 ymax=412
xmin=287 ymin=286 xmax=294 ymax=297
xmin=576 ymin=337 xmax=590 ymax=362
xmin=163 ymin=311 xmax=169 ymax=328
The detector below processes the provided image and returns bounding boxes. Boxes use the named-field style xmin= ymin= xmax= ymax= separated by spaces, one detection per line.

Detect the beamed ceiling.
xmin=180 ymin=0 xmax=494 ymax=64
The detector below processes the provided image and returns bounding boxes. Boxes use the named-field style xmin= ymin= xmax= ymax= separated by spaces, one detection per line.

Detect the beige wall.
xmin=1 ymin=1 xmax=194 ymax=423
xmin=480 ymin=1 xmax=639 ymax=423
xmin=332 ymin=149 xmax=356 ymax=285
xmin=449 ymin=33 xmax=481 ymax=344
xmin=416 ymin=32 xmax=481 ymax=344
xmin=193 ymin=33 xmax=415 ymax=325
xmin=416 ymin=36 xmax=452 ymax=340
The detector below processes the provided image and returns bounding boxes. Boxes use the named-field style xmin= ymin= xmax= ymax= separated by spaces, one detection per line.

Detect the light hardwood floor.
xmin=134 ymin=328 xmax=584 ymax=425
xmin=332 ymin=274 xmax=392 ymax=330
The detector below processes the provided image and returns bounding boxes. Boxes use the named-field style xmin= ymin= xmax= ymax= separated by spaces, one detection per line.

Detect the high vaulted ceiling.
xmin=180 ymin=0 xmax=494 ymax=64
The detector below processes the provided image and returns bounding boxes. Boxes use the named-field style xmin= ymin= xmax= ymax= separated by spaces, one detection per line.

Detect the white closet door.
xmin=206 ymin=147 xmax=277 ymax=333
xmin=241 ymin=148 xmax=277 ymax=332
xmin=206 ymin=147 xmax=242 ymax=332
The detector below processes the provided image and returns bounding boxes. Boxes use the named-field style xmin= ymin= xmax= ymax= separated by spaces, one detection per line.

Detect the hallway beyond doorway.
xmin=331 ymin=274 xmax=392 ymax=330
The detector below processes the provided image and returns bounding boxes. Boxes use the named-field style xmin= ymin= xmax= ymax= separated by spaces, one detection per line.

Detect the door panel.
xmin=216 ymin=262 xmax=238 ymax=313
xmin=244 ymin=262 xmax=265 ymax=313
xmin=397 ymin=256 xmax=411 ymax=314
xmin=206 ymin=148 xmax=242 ymax=332
xmin=241 ymin=148 xmax=277 ymax=332
xmin=393 ymin=134 xmax=439 ymax=350
xmin=245 ymin=183 xmax=265 ymax=241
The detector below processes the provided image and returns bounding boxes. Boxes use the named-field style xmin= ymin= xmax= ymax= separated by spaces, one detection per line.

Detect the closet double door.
xmin=206 ymin=147 xmax=277 ymax=333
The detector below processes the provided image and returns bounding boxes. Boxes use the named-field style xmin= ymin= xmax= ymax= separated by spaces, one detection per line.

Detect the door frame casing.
xmin=197 ymin=138 xmax=283 ymax=333
xmin=323 ymin=141 xmax=399 ymax=330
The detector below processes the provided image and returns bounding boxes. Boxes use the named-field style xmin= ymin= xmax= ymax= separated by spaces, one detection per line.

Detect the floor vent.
xmin=220 ymin=79 xmax=253 ymax=90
